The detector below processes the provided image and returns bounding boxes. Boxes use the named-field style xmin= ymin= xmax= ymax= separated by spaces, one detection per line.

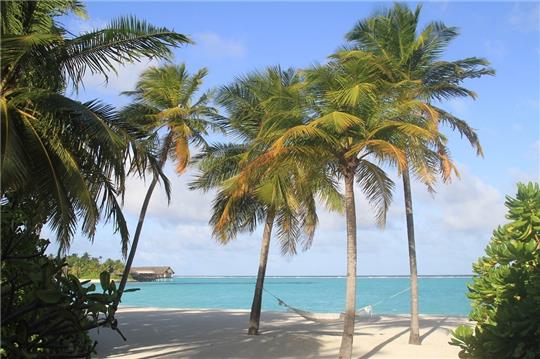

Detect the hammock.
xmin=263 ymin=286 xmax=410 ymax=323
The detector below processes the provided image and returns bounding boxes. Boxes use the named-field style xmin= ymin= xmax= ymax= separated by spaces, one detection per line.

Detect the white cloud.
xmin=79 ymin=59 xmax=161 ymax=97
xmin=508 ymin=3 xmax=540 ymax=33
xmin=67 ymin=17 xmax=108 ymax=34
xmin=191 ymin=32 xmax=247 ymax=60
xmin=46 ymin=160 xmax=510 ymax=275
xmin=432 ymin=169 xmax=505 ymax=233
xmin=297 ymin=169 xmax=507 ymax=274
xmin=122 ymin=165 xmax=214 ymax=225
xmin=316 ymin=180 xmax=404 ymax=236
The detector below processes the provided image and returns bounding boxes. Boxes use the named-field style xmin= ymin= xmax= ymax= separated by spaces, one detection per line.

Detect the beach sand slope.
xmin=92 ymin=307 xmax=469 ymax=358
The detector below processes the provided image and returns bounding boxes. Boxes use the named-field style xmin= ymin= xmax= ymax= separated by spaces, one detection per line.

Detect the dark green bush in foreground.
xmin=450 ymin=182 xmax=540 ymax=358
xmin=0 ymin=204 xmax=130 ymax=358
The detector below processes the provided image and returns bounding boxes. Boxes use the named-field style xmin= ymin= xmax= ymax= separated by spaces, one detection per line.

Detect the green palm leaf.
xmin=60 ymin=16 xmax=191 ymax=87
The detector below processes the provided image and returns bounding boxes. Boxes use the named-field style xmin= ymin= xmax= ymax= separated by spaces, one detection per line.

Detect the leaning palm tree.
xmin=1 ymin=0 xmax=190 ymax=251
xmin=114 ymin=64 xmax=219 ymax=307
xmin=264 ymin=56 xmax=433 ymax=358
xmin=345 ymin=3 xmax=494 ymax=344
xmin=192 ymin=67 xmax=342 ymax=335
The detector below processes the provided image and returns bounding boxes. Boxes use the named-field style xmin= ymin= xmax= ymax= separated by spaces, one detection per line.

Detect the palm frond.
xmin=433 ymin=105 xmax=483 ymax=156
xmin=60 ymin=16 xmax=191 ymax=87
xmin=356 ymin=160 xmax=394 ymax=227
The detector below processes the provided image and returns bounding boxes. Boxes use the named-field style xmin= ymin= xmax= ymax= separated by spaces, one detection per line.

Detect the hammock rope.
xmin=263 ymin=286 xmax=410 ymax=323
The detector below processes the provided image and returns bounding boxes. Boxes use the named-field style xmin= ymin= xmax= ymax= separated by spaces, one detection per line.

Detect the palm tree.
xmin=263 ymin=56 xmax=433 ymax=358
xmin=1 ymin=0 xmax=191 ymax=250
xmin=345 ymin=3 xmax=494 ymax=344
xmin=114 ymin=63 xmax=219 ymax=308
xmin=191 ymin=67 xmax=342 ymax=335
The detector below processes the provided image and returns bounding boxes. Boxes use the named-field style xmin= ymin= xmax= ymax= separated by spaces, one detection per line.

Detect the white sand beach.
xmin=91 ymin=307 xmax=469 ymax=358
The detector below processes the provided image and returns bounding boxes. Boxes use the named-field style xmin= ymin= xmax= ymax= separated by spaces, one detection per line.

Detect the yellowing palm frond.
xmin=348 ymin=139 xmax=407 ymax=171
xmin=327 ymin=83 xmax=376 ymax=107
xmin=310 ymin=111 xmax=364 ymax=133
xmin=174 ymin=136 xmax=189 ymax=174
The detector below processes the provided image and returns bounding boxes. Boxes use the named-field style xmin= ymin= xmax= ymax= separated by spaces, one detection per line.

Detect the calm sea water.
xmin=120 ymin=276 xmax=472 ymax=316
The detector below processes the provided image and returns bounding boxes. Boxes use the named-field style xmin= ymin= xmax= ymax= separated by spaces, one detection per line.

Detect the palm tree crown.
xmin=113 ymin=63 xmax=220 ymax=310
xmin=258 ymin=52 xmax=435 ymax=358
xmin=191 ymin=67 xmax=342 ymax=335
xmin=344 ymin=3 xmax=495 ymax=345
xmin=0 ymin=0 xmax=191 ymax=251
xmin=121 ymin=64 xmax=220 ymax=175
xmin=193 ymin=66 xmax=340 ymax=253
xmin=346 ymin=3 xmax=494 ymax=159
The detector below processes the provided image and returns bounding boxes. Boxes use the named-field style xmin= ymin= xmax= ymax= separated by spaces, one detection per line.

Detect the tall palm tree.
xmin=1 ymin=0 xmax=190 ymax=250
xmin=191 ymin=67 xmax=342 ymax=335
xmin=264 ymin=57 xmax=433 ymax=358
xmin=114 ymin=63 xmax=219 ymax=308
xmin=345 ymin=3 xmax=494 ymax=344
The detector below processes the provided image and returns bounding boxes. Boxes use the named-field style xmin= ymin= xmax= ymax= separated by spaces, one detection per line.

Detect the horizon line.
xmin=170 ymin=274 xmax=474 ymax=277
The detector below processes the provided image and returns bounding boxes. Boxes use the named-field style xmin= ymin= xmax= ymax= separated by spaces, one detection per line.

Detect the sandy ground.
xmin=91 ymin=307 xmax=469 ymax=358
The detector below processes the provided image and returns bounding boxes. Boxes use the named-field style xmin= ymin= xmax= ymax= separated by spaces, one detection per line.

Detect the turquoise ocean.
xmin=121 ymin=276 xmax=472 ymax=316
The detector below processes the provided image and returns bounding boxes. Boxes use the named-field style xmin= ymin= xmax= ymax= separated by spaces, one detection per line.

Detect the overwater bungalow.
xmin=130 ymin=266 xmax=175 ymax=281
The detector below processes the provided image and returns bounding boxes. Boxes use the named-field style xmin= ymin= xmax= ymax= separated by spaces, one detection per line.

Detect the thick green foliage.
xmin=66 ymin=253 xmax=125 ymax=280
xmin=0 ymin=204 xmax=132 ymax=358
xmin=450 ymin=182 xmax=540 ymax=358
xmin=1 ymin=0 xmax=188 ymax=252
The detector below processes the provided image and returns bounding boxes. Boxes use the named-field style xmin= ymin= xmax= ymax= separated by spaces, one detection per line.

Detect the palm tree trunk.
xmin=248 ymin=209 xmax=276 ymax=335
xmin=338 ymin=171 xmax=357 ymax=359
xmin=112 ymin=134 xmax=172 ymax=314
xmin=402 ymin=165 xmax=421 ymax=345
xmin=113 ymin=175 xmax=159 ymax=308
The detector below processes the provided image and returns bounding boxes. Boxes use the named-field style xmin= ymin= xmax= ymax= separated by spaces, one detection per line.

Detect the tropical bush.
xmin=1 ymin=2 xmax=184 ymax=356
xmin=66 ymin=254 xmax=125 ymax=280
xmin=450 ymin=182 xmax=540 ymax=358
xmin=0 ymin=202 xmax=133 ymax=358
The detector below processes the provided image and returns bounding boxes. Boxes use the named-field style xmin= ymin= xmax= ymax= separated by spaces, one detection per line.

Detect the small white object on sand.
xmin=92 ymin=307 xmax=469 ymax=358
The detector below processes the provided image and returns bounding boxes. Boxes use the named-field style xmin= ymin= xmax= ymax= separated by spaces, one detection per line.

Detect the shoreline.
xmin=102 ymin=275 xmax=475 ymax=281
xmin=116 ymin=305 xmax=470 ymax=318
xmin=93 ymin=307 xmax=470 ymax=358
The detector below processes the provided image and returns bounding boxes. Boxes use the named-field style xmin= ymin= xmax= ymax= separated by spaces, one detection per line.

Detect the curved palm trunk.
xmin=112 ymin=174 xmax=159 ymax=314
xmin=248 ymin=209 xmax=276 ymax=335
xmin=338 ymin=171 xmax=357 ymax=359
xmin=112 ymin=135 xmax=172 ymax=313
xmin=402 ymin=166 xmax=421 ymax=345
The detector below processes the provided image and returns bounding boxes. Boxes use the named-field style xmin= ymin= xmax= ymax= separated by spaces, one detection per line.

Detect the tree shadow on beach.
xmin=356 ymin=316 xmax=464 ymax=359
xmin=91 ymin=310 xmax=466 ymax=358
xmin=91 ymin=309 xmax=330 ymax=358
xmin=358 ymin=328 xmax=410 ymax=359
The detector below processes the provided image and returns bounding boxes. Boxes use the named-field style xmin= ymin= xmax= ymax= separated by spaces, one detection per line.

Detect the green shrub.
xmin=65 ymin=253 xmax=125 ymax=280
xmin=450 ymin=182 xmax=540 ymax=359
xmin=0 ymin=204 xmax=129 ymax=358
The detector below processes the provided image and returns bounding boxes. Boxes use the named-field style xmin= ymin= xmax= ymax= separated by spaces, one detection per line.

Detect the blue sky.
xmin=47 ymin=1 xmax=539 ymax=275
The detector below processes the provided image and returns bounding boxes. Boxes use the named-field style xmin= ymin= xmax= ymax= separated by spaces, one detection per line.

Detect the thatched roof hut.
xmin=130 ymin=266 xmax=174 ymax=281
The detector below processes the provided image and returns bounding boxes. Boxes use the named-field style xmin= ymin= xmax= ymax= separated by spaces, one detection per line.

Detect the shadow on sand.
xmin=357 ymin=316 xmax=459 ymax=359
xmin=92 ymin=309 xmax=330 ymax=358
xmin=91 ymin=310 xmax=465 ymax=358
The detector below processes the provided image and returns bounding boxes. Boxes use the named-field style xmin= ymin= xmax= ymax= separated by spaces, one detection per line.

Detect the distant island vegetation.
xmin=64 ymin=253 xmax=125 ymax=280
